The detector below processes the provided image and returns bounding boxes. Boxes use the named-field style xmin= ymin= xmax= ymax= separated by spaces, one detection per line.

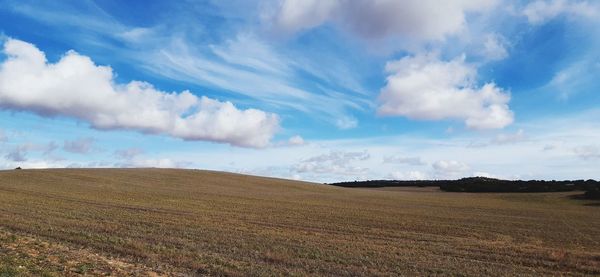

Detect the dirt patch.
xmin=0 ymin=228 xmax=178 ymax=276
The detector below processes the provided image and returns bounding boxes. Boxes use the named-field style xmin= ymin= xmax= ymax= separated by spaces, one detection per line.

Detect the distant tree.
xmin=583 ymin=183 xmax=600 ymax=200
xmin=15 ymin=167 xmax=22 ymax=170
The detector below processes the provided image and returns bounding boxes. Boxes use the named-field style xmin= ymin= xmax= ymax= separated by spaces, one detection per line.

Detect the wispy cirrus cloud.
xmin=140 ymin=34 xmax=371 ymax=128
xmin=3 ymin=1 xmax=372 ymax=130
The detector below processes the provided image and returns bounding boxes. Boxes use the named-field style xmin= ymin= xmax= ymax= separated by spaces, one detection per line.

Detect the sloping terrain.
xmin=1 ymin=169 xmax=599 ymax=276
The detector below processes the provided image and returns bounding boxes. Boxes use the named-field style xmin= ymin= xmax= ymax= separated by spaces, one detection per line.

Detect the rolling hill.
xmin=1 ymin=168 xmax=599 ymax=276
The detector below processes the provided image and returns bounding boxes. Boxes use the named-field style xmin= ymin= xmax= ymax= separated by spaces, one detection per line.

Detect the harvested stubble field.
xmin=1 ymin=169 xmax=599 ymax=276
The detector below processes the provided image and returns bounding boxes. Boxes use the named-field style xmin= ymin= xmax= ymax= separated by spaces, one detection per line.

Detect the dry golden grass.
xmin=1 ymin=168 xmax=599 ymax=276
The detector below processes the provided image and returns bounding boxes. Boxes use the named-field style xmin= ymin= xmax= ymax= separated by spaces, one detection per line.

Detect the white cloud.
xmin=63 ymin=138 xmax=94 ymax=154
xmin=108 ymin=109 xmax=600 ymax=182
xmin=0 ymin=159 xmax=65 ymax=170
xmin=543 ymin=144 xmax=558 ymax=151
xmin=432 ymin=160 xmax=470 ymax=179
xmin=377 ymin=54 xmax=513 ymax=129
xmin=5 ymin=146 xmax=27 ymax=162
xmin=114 ymin=147 xmax=144 ymax=160
xmin=492 ymin=129 xmax=526 ymax=145
xmin=545 ymin=61 xmax=598 ymax=100
xmin=482 ymin=33 xmax=509 ymax=61
xmin=3 ymin=142 xmax=58 ymax=162
xmin=0 ymin=39 xmax=279 ymax=148
xmin=4 ymin=109 xmax=596 ymax=181
xmin=523 ymin=0 xmax=599 ymax=24
xmin=386 ymin=170 xmax=428 ymax=180
xmin=147 ymin=36 xmax=366 ymax=127
xmin=271 ymin=0 xmax=498 ymax=42
xmin=292 ymin=150 xmax=370 ymax=175
xmin=118 ymin=27 xmax=154 ymax=43
xmin=43 ymin=141 xmax=59 ymax=156
xmin=287 ymin=135 xmax=305 ymax=146
xmin=573 ymin=145 xmax=600 ymax=160
xmin=549 ymin=68 xmax=575 ymax=99
xmin=472 ymin=171 xmax=503 ymax=179
xmin=210 ymin=33 xmax=291 ymax=75
xmin=382 ymin=155 xmax=425 ymax=165
xmin=117 ymin=158 xmax=190 ymax=168
xmin=432 ymin=160 xmax=470 ymax=172
xmin=5 ymin=3 xmax=373 ymax=129
xmin=335 ymin=116 xmax=358 ymax=130
xmin=273 ymin=135 xmax=306 ymax=147
xmin=273 ymin=0 xmax=338 ymax=34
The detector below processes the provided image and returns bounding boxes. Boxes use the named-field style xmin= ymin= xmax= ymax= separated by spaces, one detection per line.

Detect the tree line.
xmin=328 ymin=177 xmax=600 ymax=199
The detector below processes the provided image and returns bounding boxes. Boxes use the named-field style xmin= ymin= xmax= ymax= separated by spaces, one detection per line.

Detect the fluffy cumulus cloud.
xmin=377 ymin=54 xmax=513 ymax=129
xmin=0 ymin=39 xmax=279 ymax=148
xmin=272 ymin=0 xmax=498 ymax=42
xmin=523 ymin=0 xmax=599 ymax=24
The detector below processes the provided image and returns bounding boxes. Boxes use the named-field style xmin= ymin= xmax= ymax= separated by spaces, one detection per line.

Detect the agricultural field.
xmin=1 ymin=168 xmax=599 ymax=276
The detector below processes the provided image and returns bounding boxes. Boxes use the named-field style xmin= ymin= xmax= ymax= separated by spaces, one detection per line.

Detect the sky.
xmin=0 ymin=0 xmax=599 ymax=182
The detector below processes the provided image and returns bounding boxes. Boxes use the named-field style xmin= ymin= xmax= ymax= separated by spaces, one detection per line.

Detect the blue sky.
xmin=0 ymin=0 xmax=599 ymax=182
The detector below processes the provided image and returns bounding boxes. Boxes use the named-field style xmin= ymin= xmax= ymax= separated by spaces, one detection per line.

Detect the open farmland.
xmin=1 ymin=169 xmax=599 ymax=276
